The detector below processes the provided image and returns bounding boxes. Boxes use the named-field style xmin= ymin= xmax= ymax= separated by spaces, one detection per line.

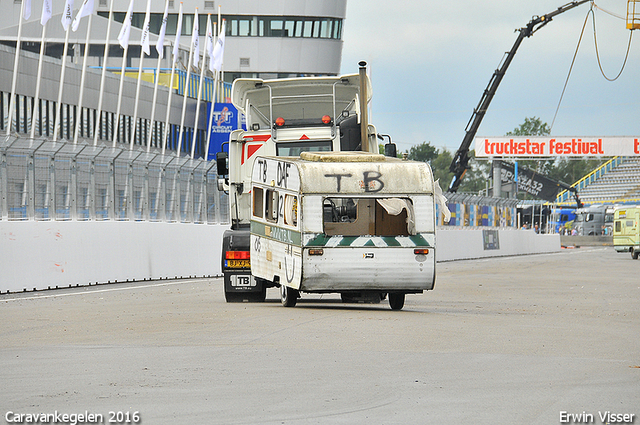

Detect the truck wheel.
xmin=632 ymin=251 xmax=639 ymax=260
xmin=281 ymin=285 xmax=298 ymax=307
xmin=388 ymin=293 xmax=405 ymax=311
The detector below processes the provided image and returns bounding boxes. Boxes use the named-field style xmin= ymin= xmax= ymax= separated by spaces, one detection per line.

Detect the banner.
xmin=206 ymin=103 xmax=241 ymax=160
xmin=476 ymin=137 xmax=640 ymax=157
xmin=498 ymin=161 xmax=561 ymax=202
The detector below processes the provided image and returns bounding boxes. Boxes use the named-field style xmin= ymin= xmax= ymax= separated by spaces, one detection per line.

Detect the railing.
xmin=0 ymin=135 xmax=229 ymax=224
xmin=555 ymin=156 xmax=623 ymax=204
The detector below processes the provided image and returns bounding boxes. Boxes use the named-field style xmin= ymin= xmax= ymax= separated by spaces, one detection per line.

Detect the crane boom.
xmin=448 ymin=0 xmax=592 ymax=193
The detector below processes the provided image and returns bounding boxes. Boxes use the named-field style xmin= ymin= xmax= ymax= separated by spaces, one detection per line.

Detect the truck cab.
xmin=217 ymin=69 xmax=382 ymax=302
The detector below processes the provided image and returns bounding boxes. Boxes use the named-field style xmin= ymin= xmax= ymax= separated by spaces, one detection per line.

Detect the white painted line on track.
xmin=0 ymin=278 xmax=219 ymax=303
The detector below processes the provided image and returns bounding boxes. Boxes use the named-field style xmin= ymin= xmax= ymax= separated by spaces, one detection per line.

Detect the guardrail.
xmin=0 ymin=135 xmax=229 ymax=224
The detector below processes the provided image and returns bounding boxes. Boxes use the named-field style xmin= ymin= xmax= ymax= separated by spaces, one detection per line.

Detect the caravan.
xmin=249 ymin=152 xmax=447 ymax=310
xmin=613 ymin=206 xmax=640 ymax=259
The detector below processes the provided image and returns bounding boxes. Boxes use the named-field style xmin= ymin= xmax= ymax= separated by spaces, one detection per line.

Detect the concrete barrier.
xmin=1 ymin=223 xmax=560 ymax=293
xmin=560 ymin=235 xmax=613 ymax=247
xmin=436 ymin=227 xmax=560 ymax=262
xmin=0 ymin=221 xmax=229 ymax=293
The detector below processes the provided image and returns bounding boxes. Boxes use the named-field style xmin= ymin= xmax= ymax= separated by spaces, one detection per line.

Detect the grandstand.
xmin=557 ymin=157 xmax=640 ymax=206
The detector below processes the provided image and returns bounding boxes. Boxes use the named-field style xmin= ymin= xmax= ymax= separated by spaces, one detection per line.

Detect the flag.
xmin=191 ymin=8 xmax=200 ymax=67
xmin=156 ymin=1 xmax=169 ymax=58
xmin=61 ymin=0 xmax=74 ymax=31
xmin=172 ymin=2 xmax=183 ymax=65
xmin=117 ymin=0 xmax=134 ymax=48
xmin=211 ymin=20 xmax=225 ymax=72
xmin=41 ymin=0 xmax=52 ymax=26
xmin=71 ymin=0 xmax=94 ymax=32
xmin=23 ymin=0 xmax=31 ymax=20
xmin=205 ymin=15 xmax=213 ymax=67
xmin=140 ymin=0 xmax=151 ymax=55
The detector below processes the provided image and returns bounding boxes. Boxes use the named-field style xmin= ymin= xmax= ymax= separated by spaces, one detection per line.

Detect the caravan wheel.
xmin=388 ymin=293 xmax=405 ymax=311
xmin=632 ymin=250 xmax=639 ymax=260
xmin=280 ymin=285 xmax=299 ymax=307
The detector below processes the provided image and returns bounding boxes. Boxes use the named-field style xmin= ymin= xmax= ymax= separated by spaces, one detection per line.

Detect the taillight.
xmin=308 ymin=249 xmax=324 ymax=256
xmin=275 ymin=117 xmax=285 ymax=127
xmin=321 ymin=115 xmax=332 ymax=124
xmin=226 ymin=251 xmax=250 ymax=260
xmin=414 ymin=249 xmax=429 ymax=255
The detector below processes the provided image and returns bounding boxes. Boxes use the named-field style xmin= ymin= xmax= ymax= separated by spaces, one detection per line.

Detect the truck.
xmin=216 ymin=63 xmax=448 ymax=304
xmin=249 ymin=152 xmax=441 ymax=310
xmin=571 ymin=204 xmax=610 ymax=236
xmin=613 ymin=206 xmax=640 ymax=259
xmin=549 ymin=207 xmax=577 ymax=234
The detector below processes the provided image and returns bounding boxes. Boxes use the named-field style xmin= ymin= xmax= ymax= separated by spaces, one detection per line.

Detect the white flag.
xmin=140 ymin=0 xmax=151 ymax=55
xmin=61 ymin=0 xmax=74 ymax=31
xmin=156 ymin=1 xmax=169 ymax=58
xmin=211 ymin=20 xmax=225 ymax=72
xmin=205 ymin=16 xmax=214 ymax=70
xmin=117 ymin=0 xmax=134 ymax=48
xmin=23 ymin=0 xmax=31 ymax=20
xmin=71 ymin=0 xmax=94 ymax=32
xmin=172 ymin=2 xmax=183 ymax=65
xmin=41 ymin=0 xmax=52 ymax=26
xmin=191 ymin=8 xmax=200 ymax=67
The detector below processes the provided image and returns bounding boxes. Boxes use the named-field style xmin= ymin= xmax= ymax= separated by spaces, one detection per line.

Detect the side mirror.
xmin=216 ymin=152 xmax=228 ymax=176
xmin=384 ymin=143 xmax=397 ymax=158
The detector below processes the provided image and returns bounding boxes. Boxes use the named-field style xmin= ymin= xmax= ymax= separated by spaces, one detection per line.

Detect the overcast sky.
xmin=340 ymin=0 xmax=640 ymax=153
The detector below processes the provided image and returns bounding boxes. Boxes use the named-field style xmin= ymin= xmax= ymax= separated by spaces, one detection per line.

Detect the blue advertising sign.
xmin=206 ymin=102 xmax=244 ymax=160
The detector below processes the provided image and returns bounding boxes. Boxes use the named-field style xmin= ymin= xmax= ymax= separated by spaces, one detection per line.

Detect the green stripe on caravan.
xmin=251 ymin=221 xmax=302 ymax=245
xmin=305 ymin=234 xmax=432 ymax=247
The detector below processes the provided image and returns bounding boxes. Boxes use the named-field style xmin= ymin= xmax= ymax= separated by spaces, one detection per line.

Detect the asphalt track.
xmin=1 ymin=247 xmax=638 ymax=424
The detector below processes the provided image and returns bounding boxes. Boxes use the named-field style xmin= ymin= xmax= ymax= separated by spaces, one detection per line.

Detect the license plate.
xmin=226 ymin=259 xmax=250 ymax=268
xmin=230 ymin=275 xmax=256 ymax=287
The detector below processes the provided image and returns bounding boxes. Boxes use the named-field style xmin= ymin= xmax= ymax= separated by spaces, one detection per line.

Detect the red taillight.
xmin=414 ymin=249 xmax=429 ymax=255
xmin=226 ymin=251 xmax=250 ymax=260
xmin=321 ymin=115 xmax=332 ymax=124
xmin=275 ymin=117 xmax=285 ymax=127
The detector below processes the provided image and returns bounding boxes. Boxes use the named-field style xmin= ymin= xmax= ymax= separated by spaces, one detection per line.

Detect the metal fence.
xmin=0 ymin=135 xmax=229 ymax=223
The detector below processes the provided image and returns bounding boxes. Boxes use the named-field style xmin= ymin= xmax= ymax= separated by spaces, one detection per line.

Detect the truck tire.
xmin=632 ymin=251 xmax=639 ymax=260
xmin=388 ymin=293 xmax=405 ymax=311
xmin=281 ymin=285 xmax=299 ymax=307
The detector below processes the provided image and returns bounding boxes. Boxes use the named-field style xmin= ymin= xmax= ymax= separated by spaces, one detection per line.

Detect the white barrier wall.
xmin=436 ymin=228 xmax=561 ymax=262
xmin=0 ymin=221 xmax=229 ymax=293
xmin=0 ymin=223 xmax=559 ymax=293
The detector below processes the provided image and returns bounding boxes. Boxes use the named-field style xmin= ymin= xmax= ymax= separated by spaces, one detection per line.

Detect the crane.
xmin=448 ymin=0 xmax=592 ymax=193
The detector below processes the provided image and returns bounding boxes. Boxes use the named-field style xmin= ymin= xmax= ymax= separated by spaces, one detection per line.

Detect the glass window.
xmin=295 ymin=20 xmax=303 ymax=37
xmin=312 ymin=20 xmax=320 ymax=38
xmin=284 ymin=20 xmax=295 ymax=37
xmin=270 ymin=19 xmax=284 ymax=36
xmin=320 ymin=19 xmax=330 ymax=38
xmin=265 ymin=189 xmax=279 ymax=222
xmin=303 ymin=20 xmax=313 ymax=37
xmin=276 ymin=141 xmax=332 ymax=157
xmin=239 ymin=19 xmax=251 ymax=36
xmin=283 ymin=195 xmax=298 ymax=226
xmin=253 ymin=187 xmax=264 ymax=218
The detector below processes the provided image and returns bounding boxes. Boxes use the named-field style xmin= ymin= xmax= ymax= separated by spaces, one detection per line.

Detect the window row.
xmin=98 ymin=12 xmax=343 ymax=40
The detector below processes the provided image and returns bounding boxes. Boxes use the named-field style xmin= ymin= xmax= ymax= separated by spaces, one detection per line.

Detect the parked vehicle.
xmin=613 ymin=206 xmax=640 ymax=259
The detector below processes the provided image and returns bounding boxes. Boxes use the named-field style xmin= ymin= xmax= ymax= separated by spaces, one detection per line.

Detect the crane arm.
xmin=448 ymin=0 xmax=592 ymax=193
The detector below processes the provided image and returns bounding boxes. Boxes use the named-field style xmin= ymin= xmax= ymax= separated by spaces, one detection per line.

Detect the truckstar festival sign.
xmin=475 ymin=137 xmax=640 ymax=157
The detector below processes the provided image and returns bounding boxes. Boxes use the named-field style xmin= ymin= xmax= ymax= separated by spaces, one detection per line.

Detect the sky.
xmin=340 ymin=0 xmax=640 ymax=154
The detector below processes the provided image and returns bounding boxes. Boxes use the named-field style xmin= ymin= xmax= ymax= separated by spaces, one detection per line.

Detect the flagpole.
xmin=147 ymin=0 xmax=169 ymax=152
xmin=6 ymin=1 xmax=27 ymax=136
xmin=177 ymin=7 xmax=198 ymax=158
xmin=129 ymin=0 xmax=151 ymax=150
xmin=162 ymin=2 xmax=183 ymax=156
xmin=204 ymin=21 xmax=217 ymax=161
xmin=54 ymin=0 xmax=74 ymax=142
xmin=30 ymin=16 xmax=48 ymax=139
xmin=206 ymin=19 xmax=225 ymax=161
xmin=93 ymin=0 xmax=115 ymax=146
xmin=112 ymin=0 xmax=134 ymax=148
xmin=191 ymin=14 xmax=210 ymax=159
xmin=177 ymin=45 xmax=194 ymax=157
xmin=73 ymin=13 xmax=93 ymax=144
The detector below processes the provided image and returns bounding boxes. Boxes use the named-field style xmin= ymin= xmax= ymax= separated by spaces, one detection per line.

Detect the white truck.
xmin=613 ymin=206 xmax=640 ymax=259
xmin=249 ymin=152 xmax=442 ymax=310
xmin=216 ymin=63 xmax=447 ymax=306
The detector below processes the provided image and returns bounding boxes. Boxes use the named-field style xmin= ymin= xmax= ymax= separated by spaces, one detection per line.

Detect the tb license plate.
xmin=226 ymin=259 xmax=250 ymax=268
xmin=230 ymin=275 xmax=256 ymax=287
